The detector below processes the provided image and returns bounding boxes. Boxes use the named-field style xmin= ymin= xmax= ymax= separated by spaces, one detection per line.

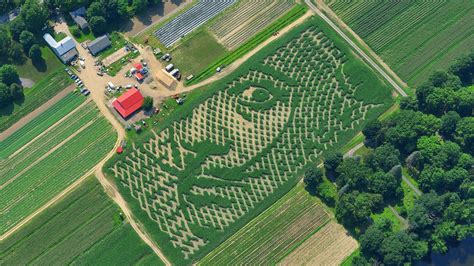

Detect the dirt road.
xmin=94 ymin=168 xmax=172 ymax=265
xmin=305 ymin=0 xmax=407 ymax=97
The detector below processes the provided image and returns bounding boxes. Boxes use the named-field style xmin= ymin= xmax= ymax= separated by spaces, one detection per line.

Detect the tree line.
xmin=43 ymin=0 xmax=163 ymax=35
xmin=304 ymin=50 xmax=473 ymax=265
xmin=0 ymin=65 xmax=23 ymax=107
xmin=0 ymin=0 xmax=48 ymax=64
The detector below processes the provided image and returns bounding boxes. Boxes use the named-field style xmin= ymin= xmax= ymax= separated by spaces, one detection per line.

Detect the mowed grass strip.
xmin=0 ymin=93 xmax=85 ymax=159
xmin=199 ymin=185 xmax=330 ymax=265
xmin=0 ymin=69 xmax=73 ymax=133
xmin=0 ymin=178 xmax=162 ymax=265
xmin=0 ymin=104 xmax=116 ymax=235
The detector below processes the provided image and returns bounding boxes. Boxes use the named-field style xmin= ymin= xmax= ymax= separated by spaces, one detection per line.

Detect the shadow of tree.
xmin=32 ymin=57 xmax=47 ymax=72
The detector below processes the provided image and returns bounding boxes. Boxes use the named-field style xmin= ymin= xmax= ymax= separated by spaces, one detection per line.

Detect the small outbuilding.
xmin=87 ymin=35 xmax=112 ymax=56
xmin=69 ymin=7 xmax=89 ymax=30
xmin=112 ymin=88 xmax=144 ymax=118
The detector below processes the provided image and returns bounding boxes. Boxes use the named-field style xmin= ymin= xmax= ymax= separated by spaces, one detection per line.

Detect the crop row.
xmin=199 ymin=185 xmax=330 ymax=265
xmin=0 ymin=117 xmax=116 ymax=234
xmin=0 ymin=178 xmax=159 ymax=265
xmin=0 ymin=103 xmax=99 ymax=184
xmin=0 ymin=93 xmax=85 ymax=159
xmin=350 ymin=0 xmax=412 ymax=38
xmin=209 ymin=0 xmax=272 ymax=39
xmin=365 ymin=1 xmax=445 ymax=52
xmin=222 ymin=1 xmax=295 ymax=50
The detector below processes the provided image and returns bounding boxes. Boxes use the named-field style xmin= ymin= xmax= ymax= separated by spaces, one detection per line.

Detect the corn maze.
xmin=109 ymin=17 xmax=392 ymax=264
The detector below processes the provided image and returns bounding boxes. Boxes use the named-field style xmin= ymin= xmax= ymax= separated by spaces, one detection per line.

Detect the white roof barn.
xmin=43 ymin=33 xmax=78 ymax=63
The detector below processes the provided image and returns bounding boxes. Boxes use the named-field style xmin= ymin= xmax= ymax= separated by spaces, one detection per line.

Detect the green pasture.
xmin=171 ymin=30 xmax=228 ymax=77
xmin=0 ymin=177 xmax=161 ymax=265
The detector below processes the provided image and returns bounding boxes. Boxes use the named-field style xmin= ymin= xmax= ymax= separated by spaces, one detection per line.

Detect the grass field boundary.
xmin=187 ymin=4 xmax=307 ymax=85
xmin=341 ymin=248 xmax=360 ymax=266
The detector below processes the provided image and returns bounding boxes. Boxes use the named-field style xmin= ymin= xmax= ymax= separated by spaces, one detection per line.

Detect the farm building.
xmin=69 ymin=7 xmax=89 ymax=30
xmin=112 ymin=88 xmax=144 ymax=118
xmin=156 ymin=69 xmax=177 ymax=89
xmin=87 ymin=35 xmax=112 ymax=56
xmin=43 ymin=33 xmax=78 ymax=63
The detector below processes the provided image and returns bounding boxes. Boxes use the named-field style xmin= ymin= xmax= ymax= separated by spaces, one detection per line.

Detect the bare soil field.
xmin=279 ymin=221 xmax=358 ymax=266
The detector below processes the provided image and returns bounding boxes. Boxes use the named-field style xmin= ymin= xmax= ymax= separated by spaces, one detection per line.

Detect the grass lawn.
xmin=69 ymin=25 xmax=96 ymax=43
xmin=171 ymin=30 xmax=228 ymax=77
xmin=0 ymin=69 xmax=72 ymax=133
xmin=14 ymin=46 xmax=63 ymax=82
xmin=371 ymin=207 xmax=403 ymax=232
xmin=53 ymin=32 xmax=67 ymax=41
xmin=98 ymin=32 xmax=128 ymax=60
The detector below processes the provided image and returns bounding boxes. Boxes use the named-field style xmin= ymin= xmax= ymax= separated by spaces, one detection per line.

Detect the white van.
xmin=108 ymin=82 xmax=115 ymax=90
xmin=165 ymin=64 xmax=174 ymax=72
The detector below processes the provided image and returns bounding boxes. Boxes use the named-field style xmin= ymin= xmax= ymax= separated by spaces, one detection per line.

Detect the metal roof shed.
xmin=87 ymin=35 xmax=112 ymax=56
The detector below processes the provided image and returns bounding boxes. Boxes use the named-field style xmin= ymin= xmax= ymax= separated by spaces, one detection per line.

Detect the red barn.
xmin=112 ymin=88 xmax=144 ymax=118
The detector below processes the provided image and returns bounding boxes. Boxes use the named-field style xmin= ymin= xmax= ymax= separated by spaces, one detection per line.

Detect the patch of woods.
xmin=0 ymin=0 xmax=49 ymax=65
xmin=304 ymin=50 xmax=473 ymax=265
xmin=0 ymin=65 xmax=23 ymax=107
xmin=44 ymin=0 xmax=164 ymax=35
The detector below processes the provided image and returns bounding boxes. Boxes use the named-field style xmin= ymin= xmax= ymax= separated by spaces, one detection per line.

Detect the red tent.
xmin=112 ymin=88 xmax=144 ymax=118
xmin=134 ymin=63 xmax=143 ymax=71
xmin=117 ymin=147 xmax=123 ymax=154
xmin=135 ymin=72 xmax=144 ymax=81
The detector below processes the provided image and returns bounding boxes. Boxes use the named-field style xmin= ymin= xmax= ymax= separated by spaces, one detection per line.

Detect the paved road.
xmin=304 ymin=0 xmax=407 ymax=97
